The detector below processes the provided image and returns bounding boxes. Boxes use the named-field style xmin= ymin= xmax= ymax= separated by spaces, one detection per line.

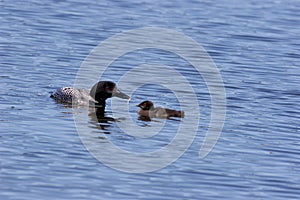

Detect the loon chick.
xmin=50 ymin=81 xmax=130 ymax=107
xmin=137 ymin=100 xmax=184 ymax=118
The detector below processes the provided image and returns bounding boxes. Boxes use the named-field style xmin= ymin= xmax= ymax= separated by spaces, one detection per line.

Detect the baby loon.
xmin=137 ymin=100 xmax=184 ymax=118
xmin=50 ymin=81 xmax=130 ymax=108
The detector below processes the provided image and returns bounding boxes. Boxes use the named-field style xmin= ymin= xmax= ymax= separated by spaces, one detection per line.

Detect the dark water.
xmin=1 ymin=0 xmax=300 ymax=199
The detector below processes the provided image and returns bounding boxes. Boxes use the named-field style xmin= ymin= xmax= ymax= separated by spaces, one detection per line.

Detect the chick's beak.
xmin=112 ymin=87 xmax=131 ymax=101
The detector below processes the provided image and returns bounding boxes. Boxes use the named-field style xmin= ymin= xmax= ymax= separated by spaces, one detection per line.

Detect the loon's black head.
xmin=89 ymin=81 xmax=130 ymax=103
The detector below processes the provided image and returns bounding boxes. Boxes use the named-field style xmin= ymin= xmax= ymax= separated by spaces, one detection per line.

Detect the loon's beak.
xmin=112 ymin=87 xmax=131 ymax=101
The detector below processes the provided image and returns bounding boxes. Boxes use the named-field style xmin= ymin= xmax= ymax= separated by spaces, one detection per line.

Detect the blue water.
xmin=1 ymin=0 xmax=300 ymax=199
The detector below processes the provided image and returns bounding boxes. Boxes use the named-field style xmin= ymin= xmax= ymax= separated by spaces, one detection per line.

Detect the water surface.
xmin=1 ymin=0 xmax=300 ymax=199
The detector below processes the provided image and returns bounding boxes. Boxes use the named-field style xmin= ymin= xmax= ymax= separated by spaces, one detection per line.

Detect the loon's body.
xmin=51 ymin=81 xmax=130 ymax=110
xmin=50 ymin=87 xmax=93 ymax=105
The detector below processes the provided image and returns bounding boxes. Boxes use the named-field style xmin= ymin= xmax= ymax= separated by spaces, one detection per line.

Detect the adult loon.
xmin=50 ymin=81 xmax=130 ymax=109
xmin=137 ymin=100 xmax=184 ymax=119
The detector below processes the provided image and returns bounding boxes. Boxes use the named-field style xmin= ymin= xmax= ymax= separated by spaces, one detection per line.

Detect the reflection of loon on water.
xmin=51 ymin=81 xmax=130 ymax=132
xmin=50 ymin=81 xmax=130 ymax=129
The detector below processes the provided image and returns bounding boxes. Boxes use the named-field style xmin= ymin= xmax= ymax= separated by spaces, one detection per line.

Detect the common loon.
xmin=50 ymin=81 xmax=130 ymax=108
xmin=137 ymin=100 xmax=184 ymax=118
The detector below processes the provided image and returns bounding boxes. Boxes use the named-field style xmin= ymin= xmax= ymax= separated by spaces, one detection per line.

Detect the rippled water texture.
xmin=1 ymin=0 xmax=300 ymax=199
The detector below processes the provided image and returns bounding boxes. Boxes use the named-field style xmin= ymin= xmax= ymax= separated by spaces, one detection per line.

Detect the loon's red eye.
xmin=105 ymin=87 xmax=113 ymax=93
